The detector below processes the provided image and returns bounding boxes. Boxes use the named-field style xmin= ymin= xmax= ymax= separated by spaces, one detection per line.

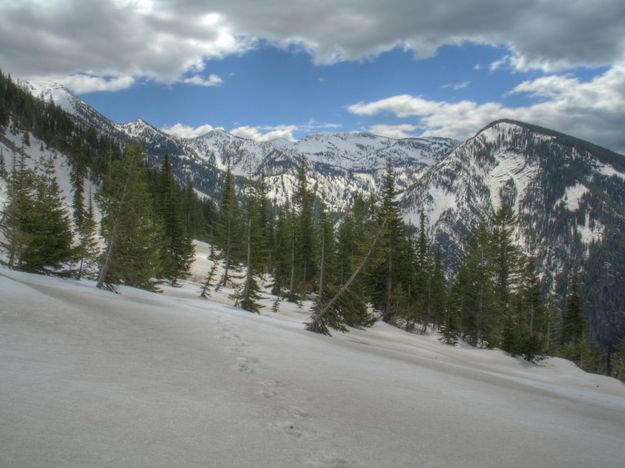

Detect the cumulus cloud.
xmin=369 ymin=124 xmax=418 ymax=139
xmin=231 ymin=125 xmax=298 ymax=142
xmin=161 ymin=123 xmax=222 ymax=138
xmin=0 ymin=0 xmax=245 ymax=90
xmin=181 ymin=74 xmax=223 ymax=87
xmin=1 ymin=0 xmax=624 ymax=90
xmin=29 ymin=74 xmax=136 ymax=94
xmin=348 ymin=65 xmax=625 ymax=153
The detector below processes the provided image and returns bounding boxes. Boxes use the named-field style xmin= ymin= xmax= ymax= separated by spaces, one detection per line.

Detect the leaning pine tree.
xmin=96 ymin=145 xmax=163 ymax=291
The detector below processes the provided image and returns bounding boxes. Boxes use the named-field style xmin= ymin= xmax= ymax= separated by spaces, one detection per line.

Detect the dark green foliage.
xmin=491 ymin=203 xmax=520 ymax=312
xmin=335 ymin=200 xmax=376 ymax=328
xmin=430 ymin=248 xmax=447 ymax=329
xmin=4 ymin=156 xmax=75 ymax=273
xmin=0 ymin=154 xmax=34 ymax=268
xmin=0 ymin=151 xmax=7 ymax=179
xmin=458 ymin=219 xmax=498 ymax=347
xmin=159 ymin=154 xmax=195 ymax=285
xmin=562 ymin=271 xmax=585 ymax=344
xmin=232 ymin=178 xmax=268 ymax=313
xmin=96 ymin=145 xmax=163 ymax=291
xmin=293 ymin=159 xmax=317 ymax=290
xmin=271 ymin=203 xmax=295 ymax=296
xmin=370 ymin=160 xmax=407 ymax=323
xmin=75 ymin=191 xmax=100 ymax=279
xmin=215 ymin=163 xmax=241 ymax=287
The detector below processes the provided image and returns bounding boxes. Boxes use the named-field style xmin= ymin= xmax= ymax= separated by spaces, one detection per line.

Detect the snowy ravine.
xmin=1 ymin=263 xmax=625 ymax=467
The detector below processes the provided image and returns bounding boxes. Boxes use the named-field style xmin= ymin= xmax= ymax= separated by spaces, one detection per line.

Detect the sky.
xmin=1 ymin=0 xmax=625 ymax=152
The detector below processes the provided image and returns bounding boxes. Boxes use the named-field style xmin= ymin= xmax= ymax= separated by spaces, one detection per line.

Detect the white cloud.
xmin=231 ymin=125 xmax=298 ymax=142
xmin=442 ymin=81 xmax=470 ymax=91
xmin=489 ymin=57 xmax=509 ymax=71
xmin=27 ymin=74 xmax=136 ymax=94
xmin=181 ymin=74 xmax=223 ymax=87
xmin=348 ymin=64 xmax=625 ymax=153
xmin=369 ymin=124 xmax=418 ymax=139
xmin=1 ymin=0 xmax=624 ymax=88
xmin=161 ymin=123 xmax=222 ymax=138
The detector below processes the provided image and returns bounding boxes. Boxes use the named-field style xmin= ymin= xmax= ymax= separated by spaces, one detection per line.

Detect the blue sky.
xmin=82 ymin=43 xmax=542 ymax=132
xmin=1 ymin=0 xmax=624 ymax=151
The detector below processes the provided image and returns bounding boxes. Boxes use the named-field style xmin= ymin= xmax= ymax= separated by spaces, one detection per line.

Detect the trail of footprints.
xmin=215 ymin=318 xmax=357 ymax=468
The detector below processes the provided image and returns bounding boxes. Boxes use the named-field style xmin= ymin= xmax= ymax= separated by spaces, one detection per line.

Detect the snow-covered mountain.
xmin=126 ymin=118 xmax=457 ymax=209
xmin=403 ymin=120 xmax=625 ymax=350
xmin=21 ymin=81 xmax=457 ymax=209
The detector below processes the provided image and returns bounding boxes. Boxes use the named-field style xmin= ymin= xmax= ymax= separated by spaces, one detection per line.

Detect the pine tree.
xmin=414 ymin=212 xmax=432 ymax=332
xmin=460 ymin=219 xmax=498 ymax=347
xmin=293 ymin=158 xmax=316 ymax=290
xmin=159 ymin=153 xmax=194 ymax=286
xmin=0 ymin=150 xmax=7 ymax=179
xmin=271 ymin=203 xmax=294 ymax=296
xmin=0 ymin=154 xmax=34 ymax=268
xmin=231 ymin=178 xmax=266 ymax=313
xmin=216 ymin=161 xmax=241 ymax=288
xmin=562 ymin=270 xmax=585 ymax=344
xmin=70 ymin=136 xmax=86 ymax=228
xmin=75 ymin=190 xmax=100 ymax=280
xmin=200 ymin=245 xmax=218 ymax=298
xmin=430 ymin=247 xmax=447 ymax=329
xmin=335 ymin=205 xmax=374 ymax=327
xmin=491 ymin=203 xmax=520 ymax=316
xmin=96 ymin=145 xmax=163 ymax=291
xmin=18 ymin=156 xmax=74 ymax=274
xmin=371 ymin=160 xmax=405 ymax=323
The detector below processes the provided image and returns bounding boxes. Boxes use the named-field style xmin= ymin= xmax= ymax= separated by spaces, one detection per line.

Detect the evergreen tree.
xmin=75 ymin=190 xmax=100 ymax=280
xmin=231 ymin=178 xmax=266 ymax=313
xmin=18 ymin=156 xmax=74 ymax=274
xmin=293 ymin=158 xmax=316 ymax=290
xmin=460 ymin=219 xmax=498 ymax=347
xmin=159 ymin=153 xmax=195 ymax=285
xmin=562 ymin=270 xmax=585 ymax=344
xmin=200 ymin=244 xmax=218 ymax=298
xmin=430 ymin=247 xmax=447 ymax=329
xmin=0 ymin=154 xmax=34 ymax=268
xmin=96 ymin=145 xmax=163 ymax=291
xmin=0 ymin=150 xmax=7 ymax=179
xmin=70 ymin=136 xmax=86 ymax=228
xmin=335 ymin=203 xmax=374 ymax=327
xmin=491 ymin=203 xmax=520 ymax=315
xmin=414 ymin=212 xmax=432 ymax=331
xmin=215 ymin=161 xmax=241 ymax=287
xmin=271 ymin=203 xmax=294 ymax=296
xmin=371 ymin=160 xmax=406 ymax=323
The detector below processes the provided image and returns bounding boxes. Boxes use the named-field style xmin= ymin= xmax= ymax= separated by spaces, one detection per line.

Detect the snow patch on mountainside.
xmin=559 ymin=183 xmax=589 ymax=211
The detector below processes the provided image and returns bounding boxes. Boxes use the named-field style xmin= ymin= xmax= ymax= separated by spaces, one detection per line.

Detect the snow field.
xmin=1 ymin=250 xmax=625 ymax=467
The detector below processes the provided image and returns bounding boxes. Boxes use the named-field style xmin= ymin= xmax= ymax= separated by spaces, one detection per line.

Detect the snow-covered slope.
xmin=1 ymin=264 xmax=624 ymax=468
xmin=21 ymin=80 xmax=123 ymax=137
